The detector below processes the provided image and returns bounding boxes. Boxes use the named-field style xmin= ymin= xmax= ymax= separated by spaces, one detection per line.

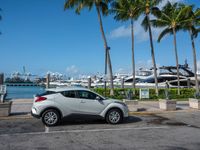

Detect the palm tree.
xmin=151 ymin=2 xmax=191 ymax=95
xmin=137 ymin=0 xmax=163 ymax=96
xmin=64 ymin=0 xmax=114 ymax=96
xmin=182 ymin=7 xmax=200 ymax=97
xmin=110 ymin=0 xmax=141 ymax=95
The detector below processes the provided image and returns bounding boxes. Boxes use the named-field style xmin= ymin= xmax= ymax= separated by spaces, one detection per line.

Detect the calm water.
xmin=6 ymin=86 xmax=45 ymax=99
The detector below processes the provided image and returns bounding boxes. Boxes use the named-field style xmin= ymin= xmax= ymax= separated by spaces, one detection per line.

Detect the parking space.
xmin=1 ymin=113 xmax=200 ymax=150
xmin=1 ymin=112 xmax=197 ymax=136
xmin=0 ymin=114 xmax=166 ymax=136
xmin=0 ymin=117 xmax=44 ymax=135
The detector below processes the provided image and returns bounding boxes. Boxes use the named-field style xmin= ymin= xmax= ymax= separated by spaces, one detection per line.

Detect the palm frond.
xmin=100 ymin=2 xmax=109 ymax=16
xmin=141 ymin=15 xmax=149 ymax=32
xmin=151 ymin=7 xmax=161 ymax=18
xmin=158 ymin=27 xmax=172 ymax=42
xmin=151 ymin=19 xmax=168 ymax=28
xmin=175 ymin=5 xmax=191 ymax=22
xmin=111 ymin=0 xmax=142 ymax=22
xmin=194 ymin=8 xmax=200 ymax=17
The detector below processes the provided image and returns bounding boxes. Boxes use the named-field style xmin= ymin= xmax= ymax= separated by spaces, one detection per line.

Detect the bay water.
xmin=6 ymin=86 xmax=45 ymax=100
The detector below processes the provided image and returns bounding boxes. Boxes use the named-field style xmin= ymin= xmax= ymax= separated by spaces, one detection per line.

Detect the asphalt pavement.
xmin=0 ymin=112 xmax=200 ymax=150
xmin=0 ymin=99 xmax=200 ymax=150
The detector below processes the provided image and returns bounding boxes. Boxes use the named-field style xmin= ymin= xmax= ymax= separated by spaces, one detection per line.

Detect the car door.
xmin=56 ymin=90 xmax=81 ymax=115
xmin=76 ymin=90 xmax=108 ymax=115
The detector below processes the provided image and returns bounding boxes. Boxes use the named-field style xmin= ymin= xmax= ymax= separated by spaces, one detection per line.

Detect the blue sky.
xmin=0 ymin=0 xmax=200 ymax=77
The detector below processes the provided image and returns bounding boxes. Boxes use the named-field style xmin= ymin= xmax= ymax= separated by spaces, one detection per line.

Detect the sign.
xmin=140 ymin=88 xmax=149 ymax=99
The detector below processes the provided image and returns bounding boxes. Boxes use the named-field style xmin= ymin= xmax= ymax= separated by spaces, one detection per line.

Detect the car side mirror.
xmin=96 ymin=96 xmax=101 ymax=101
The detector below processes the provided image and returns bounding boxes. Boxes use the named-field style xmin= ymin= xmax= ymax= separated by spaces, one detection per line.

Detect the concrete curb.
xmin=0 ymin=114 xmax=33 ymax=120
xmin=1 ymin=109 xmax=199 ymax=120
xmin=129 ymin=109 xmax=200 ymax=116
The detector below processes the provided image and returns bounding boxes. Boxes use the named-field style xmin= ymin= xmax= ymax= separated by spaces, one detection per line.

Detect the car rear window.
xmin=36 ymin=91 xmax=56 ymax=96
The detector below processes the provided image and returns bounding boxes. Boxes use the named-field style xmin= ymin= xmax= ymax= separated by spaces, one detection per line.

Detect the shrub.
xmin=92 ymin=88 xmax=196 ymax=100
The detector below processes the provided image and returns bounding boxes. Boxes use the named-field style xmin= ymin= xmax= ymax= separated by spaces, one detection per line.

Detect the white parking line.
xmin=45 ymin=126 xmax=49 ymax=133
xmin=0 ymin=126 xmax=169 ymax=137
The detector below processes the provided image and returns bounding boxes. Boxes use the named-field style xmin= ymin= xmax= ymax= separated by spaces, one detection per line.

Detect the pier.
xmin=5 ymin=83 xmax=41 ymax=87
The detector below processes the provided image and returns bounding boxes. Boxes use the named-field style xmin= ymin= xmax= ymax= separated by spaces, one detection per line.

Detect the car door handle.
xmin=81 ymin=100 xmax=86 ymax=103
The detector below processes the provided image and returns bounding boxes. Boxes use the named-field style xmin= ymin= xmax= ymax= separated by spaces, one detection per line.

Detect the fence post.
xmin=88 ymin=76 xmax=91 ymax=89
xmin=46 ymin=74 xmax=50 ymax=89
xmin=0 ymin=73 xmax=5 ymax=103
xmin=0 ymin=73 xmax=4 ymax=85
xmin=121 ymin=77 xmax=124 ymax=89
xmin=187 ymin=78 xmax=191 ymax=88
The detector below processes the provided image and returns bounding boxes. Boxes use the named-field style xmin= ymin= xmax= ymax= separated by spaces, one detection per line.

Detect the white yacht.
xmin=134 ymin=64 xmax=195 ymax=88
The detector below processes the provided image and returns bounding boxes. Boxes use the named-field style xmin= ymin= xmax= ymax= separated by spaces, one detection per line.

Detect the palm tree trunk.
xmin=107 ymin=49 xmax=114 ymax=96
xmin=104 ymin=39 xmax=108 ymax=97
xmin=189 ymin=28 xmax=199 ymax=96
xmin=96 ymin=5 xmax=114 ymax=96
xmin=131 ymin=19 xmax=136 ymax=95
xmin=172 ymin=27 xmax=180 ymax=95
xmin=146 ymin=14 xmax=159 ymax=96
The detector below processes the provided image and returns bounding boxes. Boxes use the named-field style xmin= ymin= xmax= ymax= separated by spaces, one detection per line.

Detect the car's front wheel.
xmin=42 ymin=109 xmax=60 ymax=127
xmin=106 ymin=109 xmax=123 ymax=124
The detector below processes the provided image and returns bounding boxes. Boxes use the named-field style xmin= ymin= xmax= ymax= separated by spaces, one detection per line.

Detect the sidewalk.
xmin=10 ymin=99 xmax=33 ymax=115
xmin=2 ymin=99 xmax=199 ymax=119
xmin=128 ymin=100 xmax=200 ymax=115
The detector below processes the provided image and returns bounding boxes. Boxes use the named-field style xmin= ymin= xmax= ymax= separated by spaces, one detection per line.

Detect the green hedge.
xmin=92 ymin=88 xmax=196 ymax=100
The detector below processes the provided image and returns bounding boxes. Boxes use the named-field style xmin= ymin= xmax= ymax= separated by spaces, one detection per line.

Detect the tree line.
xmin=64 ymin=0 xmax=200 ymax=97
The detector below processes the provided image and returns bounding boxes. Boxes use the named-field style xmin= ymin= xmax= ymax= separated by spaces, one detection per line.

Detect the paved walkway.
xmin=10 ymin=99 xmax=33 ymax=115
xmin=8 ymin=99 xmax=198 ymax=117
xmin=128 ymin=101 xmax=191 ymax=113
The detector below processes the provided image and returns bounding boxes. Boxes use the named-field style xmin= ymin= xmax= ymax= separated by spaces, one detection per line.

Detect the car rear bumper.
xmin=31 ymin=107 xmax=40 ymax=119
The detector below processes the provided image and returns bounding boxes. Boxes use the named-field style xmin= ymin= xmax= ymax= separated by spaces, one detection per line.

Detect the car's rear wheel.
xmin=106 ymin=109 xmax=123 ymax=124
xmin=42 ymin=109 xmax=60 ymax=127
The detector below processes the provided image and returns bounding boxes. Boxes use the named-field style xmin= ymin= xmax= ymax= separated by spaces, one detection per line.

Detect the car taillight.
xmin=35 ymin=96 xmax=47 ymax=102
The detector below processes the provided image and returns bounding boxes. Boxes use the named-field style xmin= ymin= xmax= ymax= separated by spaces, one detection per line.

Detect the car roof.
xmin=46 ymin=86 xmax=91 ymax=92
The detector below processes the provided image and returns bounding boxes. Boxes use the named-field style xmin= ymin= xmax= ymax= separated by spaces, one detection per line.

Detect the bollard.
xmin=88 ymin=76 xmax=91 ymax=89
xmin=121 ymin=77 xmax=124 ymax=89
xmin=187 ymin=78 xmax=191 ymax=88
xmin=0 ymin=73 xmax=4 ymax=85
xmin=0 ymin=94 xmax=4 ymax=103
xmin=46 ymin=74 xmax=50 ymax=89
xmin=165 ymin=80 xmax=170 ymax=100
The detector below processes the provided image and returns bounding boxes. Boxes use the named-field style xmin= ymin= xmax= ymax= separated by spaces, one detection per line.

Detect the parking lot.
xmin=0 ymin=111 xmax=200 ymax=150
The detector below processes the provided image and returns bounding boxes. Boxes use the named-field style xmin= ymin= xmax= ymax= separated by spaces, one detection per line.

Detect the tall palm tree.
xmin=151 ymin=2 xmax=191 ymax=95
xmin=182 ymin=7 xmax=200 ymax=97
xmin=64 ymin=0 xmax=114 ymax=96
xmin=137 ymin=0 xmax=162 ymax=96
xmin=110 ymin=0 xmax=141 ymax=95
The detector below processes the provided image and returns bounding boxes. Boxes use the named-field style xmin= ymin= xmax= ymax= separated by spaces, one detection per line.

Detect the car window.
xmin=61 ymin=90 xmax=76 ymax=98
xmin=77 ymin=90 xmax=98 ymax=100
xmin=37 ymin=91 xmax=56 ymax=96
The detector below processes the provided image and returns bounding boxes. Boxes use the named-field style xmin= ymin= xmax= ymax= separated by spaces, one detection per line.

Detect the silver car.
xmin=31 ymin=87 xmax=129 ymax=126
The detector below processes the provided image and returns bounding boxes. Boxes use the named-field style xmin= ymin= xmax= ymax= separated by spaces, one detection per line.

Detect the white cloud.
xmin=66 ymin=65 xmax=79 ymax=75
xmin=109 ymin=25 xmax=131 ymax=39
xmin=115 ymin=68 xmax=131 ymax=74
xmin=136 ymin=59 xmax=160 ymax=70
xmin=109 ymin=18 xmax=164 ymax=42
xmin=109 ymin=0 xmax=184 ymax=42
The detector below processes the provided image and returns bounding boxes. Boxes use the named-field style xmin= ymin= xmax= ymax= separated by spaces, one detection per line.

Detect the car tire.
xmin=42 ymin=109 xmax=60 ymax=127
xmin=106 ymin=108 xmax=123 ymax=124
